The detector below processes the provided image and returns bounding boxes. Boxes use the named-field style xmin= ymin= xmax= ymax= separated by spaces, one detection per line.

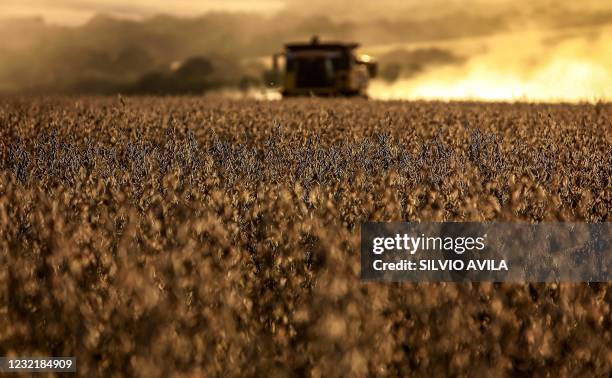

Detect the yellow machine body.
xmin=275 ymin=37 xmax=377 ymax=97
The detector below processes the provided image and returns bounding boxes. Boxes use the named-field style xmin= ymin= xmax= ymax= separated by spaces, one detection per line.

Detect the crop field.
xmin=0 ymin=97 xmax=610 ymax=376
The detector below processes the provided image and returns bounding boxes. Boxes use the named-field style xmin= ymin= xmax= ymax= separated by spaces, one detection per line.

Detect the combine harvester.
xmin=273 ymin=36 xmax=378 ymax=97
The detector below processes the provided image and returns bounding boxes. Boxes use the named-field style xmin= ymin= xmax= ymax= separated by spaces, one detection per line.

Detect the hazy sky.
xmin=1 ymin=0 xmax=610 ymax=26
xmin=0 ymin=0 xmax=285 ymax=25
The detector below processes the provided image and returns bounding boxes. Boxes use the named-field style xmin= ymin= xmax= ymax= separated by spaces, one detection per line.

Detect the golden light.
xmin=369 ymin=28 xmax=612 ymax=102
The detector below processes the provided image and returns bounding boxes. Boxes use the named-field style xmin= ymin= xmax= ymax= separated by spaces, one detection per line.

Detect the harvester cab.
xmin=272 ymin=36 xmax=377 ymax=97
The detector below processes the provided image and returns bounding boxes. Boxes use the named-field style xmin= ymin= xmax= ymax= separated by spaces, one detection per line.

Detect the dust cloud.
xmin=368 ymin=27 xmax=612 ymax=102
xmin=0 ymin=0 xmax=611 ymax=101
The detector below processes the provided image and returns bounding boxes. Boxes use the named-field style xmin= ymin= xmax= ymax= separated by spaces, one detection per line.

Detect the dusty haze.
xmin=0 ymin=0 xmax=611 ymax=101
